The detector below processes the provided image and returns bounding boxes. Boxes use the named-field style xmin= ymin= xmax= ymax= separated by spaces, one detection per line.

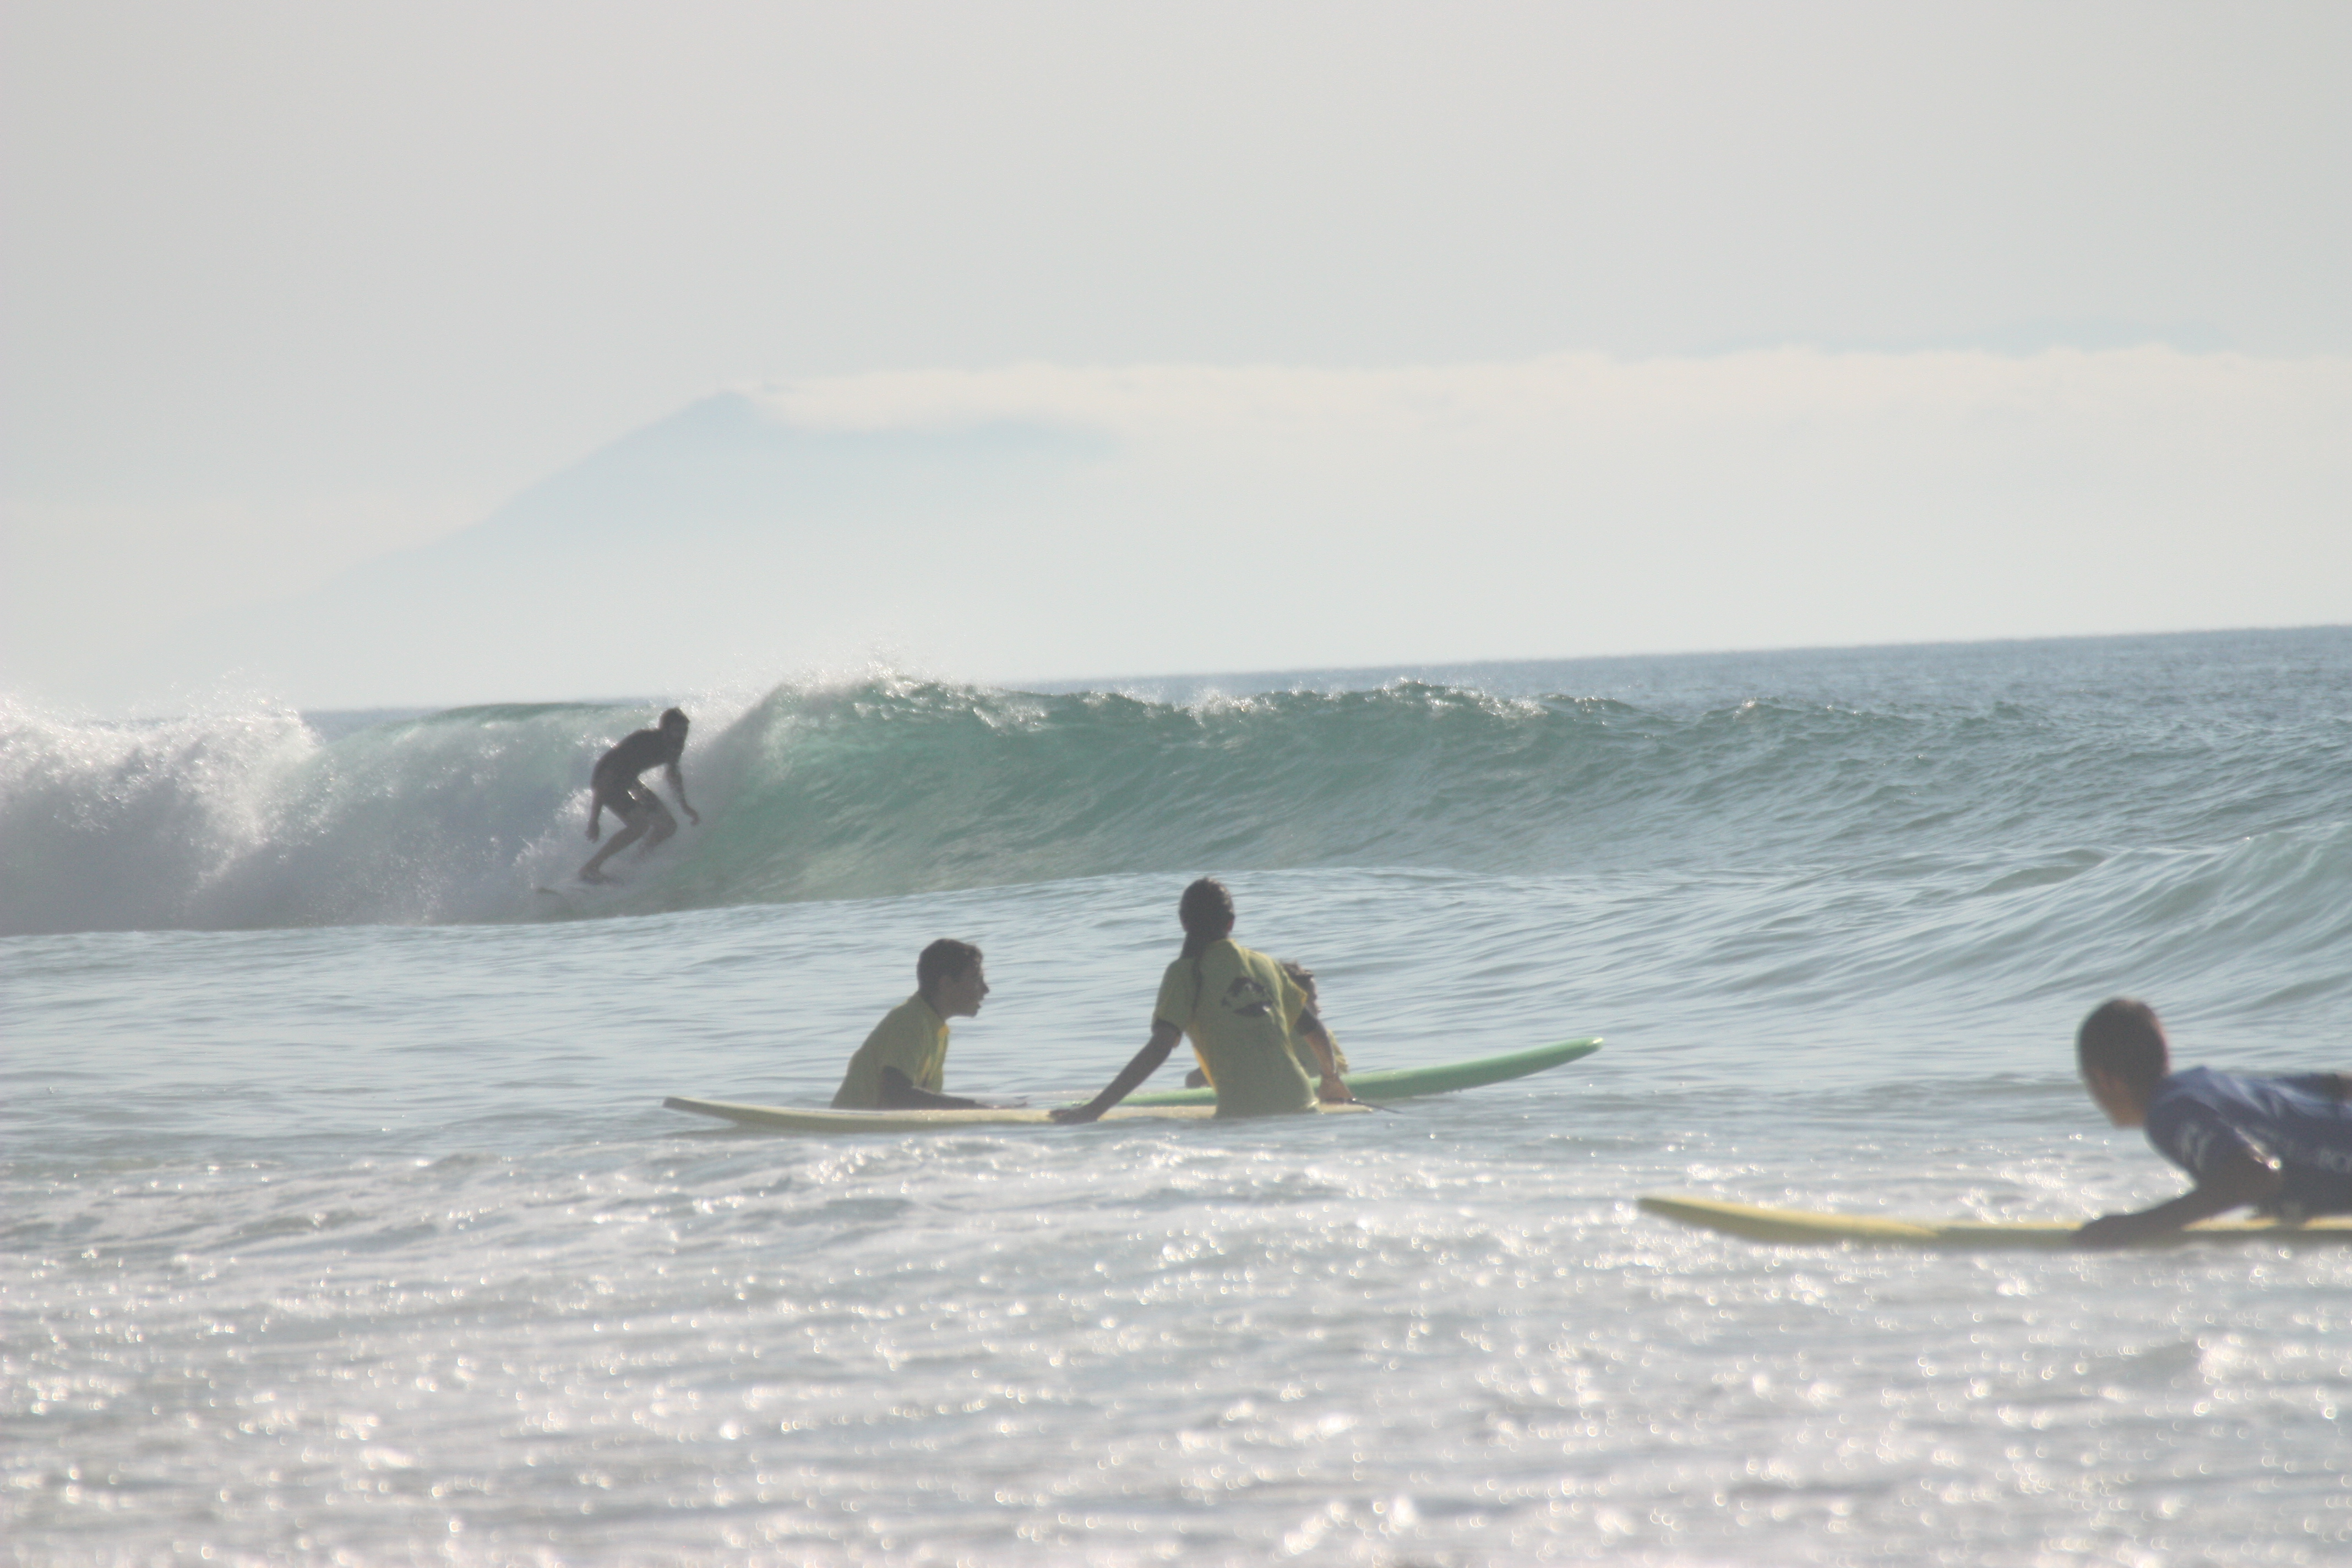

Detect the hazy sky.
xmin=105 ymin=350 xmax=2343 ymax=710
xmin=5 ymin=2 xmax=2348 ymax=707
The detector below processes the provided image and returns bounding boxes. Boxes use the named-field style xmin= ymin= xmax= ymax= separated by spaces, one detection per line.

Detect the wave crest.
xmin=2 ymin=669 xmax=2342 ymax=938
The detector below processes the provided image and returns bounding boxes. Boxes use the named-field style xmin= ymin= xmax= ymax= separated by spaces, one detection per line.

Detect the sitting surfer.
xmin=831 ymin=940 xmax=993 ymax=1110
xmin=579 ymin=707 xmax=701 ymax=883
xmin=1053 ymin=878 xmax=1352 ymax=1123
xmin=1184 ymin=959 xmax=1351 ymax=1089
xmin=2071 ymin=997 xmax=2352 ymax=1248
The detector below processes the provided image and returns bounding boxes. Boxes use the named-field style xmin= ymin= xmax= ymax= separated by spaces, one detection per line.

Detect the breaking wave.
xmin=5 ymin=655 xmax=2348 ymax=951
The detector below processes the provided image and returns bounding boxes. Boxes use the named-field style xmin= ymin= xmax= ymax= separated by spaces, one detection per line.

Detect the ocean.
xmin=4 ymin=627 xmax=2348 ymax=1565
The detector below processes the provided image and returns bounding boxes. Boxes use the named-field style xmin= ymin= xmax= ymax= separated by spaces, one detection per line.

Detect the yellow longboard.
xmin=1639 ymin=1194 xmax=2352 ymax=1250
xmin=663 ymin=1095 xmax=1371 ymax=1134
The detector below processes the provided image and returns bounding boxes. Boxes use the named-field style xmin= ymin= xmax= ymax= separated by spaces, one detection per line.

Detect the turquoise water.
xmin=5 ymin=628 xmax=2349 ymax=1564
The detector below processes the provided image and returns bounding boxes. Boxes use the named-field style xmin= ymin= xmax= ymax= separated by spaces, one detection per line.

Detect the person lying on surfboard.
xmin=831 ymin=940 xmax=994 ymax=1110
xmin=579 ymin=707 xmax=701 ymax=883
xmin=2073 ymin=997 xmax=2352 ymax=1248
xmin=1053 ymin=878 xmax=1353 ymax=1122
xmin=1183 ymin=959 xmax=1350 ymax=1089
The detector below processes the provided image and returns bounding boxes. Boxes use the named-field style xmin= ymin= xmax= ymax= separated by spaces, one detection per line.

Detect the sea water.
xmin=4 ymin=628 xmax=2349 ymax=1565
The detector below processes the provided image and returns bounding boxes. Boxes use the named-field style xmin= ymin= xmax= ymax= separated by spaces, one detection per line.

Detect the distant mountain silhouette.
xmin=144 ymin=393 xmax=1112 ymax=706
xmin=123 ymin=351 xmax=2348 ymax=711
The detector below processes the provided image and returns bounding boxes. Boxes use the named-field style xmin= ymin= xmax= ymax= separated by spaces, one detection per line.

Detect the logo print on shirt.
xmin=1219 ymin=976 xmax=1275 ymax=1019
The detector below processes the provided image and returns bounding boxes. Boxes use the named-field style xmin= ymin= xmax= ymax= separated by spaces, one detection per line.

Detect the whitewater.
xmin=6 ymin=627 xmax=2349 ymax=1565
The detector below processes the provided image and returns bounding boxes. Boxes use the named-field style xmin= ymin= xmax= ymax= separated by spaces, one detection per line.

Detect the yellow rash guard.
xmin=1190 ymin=1026 xmax=1350 ymax=1086
xmin=830 ymin=993 xmax=950 ymax=1109
xmin=1155 ymin=939 xmax=1319 ymax=1117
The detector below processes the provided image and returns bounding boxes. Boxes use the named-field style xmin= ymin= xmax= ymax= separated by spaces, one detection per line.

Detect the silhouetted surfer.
xmin=579 ymin=707 xmax=700 ymax=883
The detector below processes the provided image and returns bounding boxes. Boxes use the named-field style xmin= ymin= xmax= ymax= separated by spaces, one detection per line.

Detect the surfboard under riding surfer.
xmin=579 ymin=706 xmax=700 ymax=883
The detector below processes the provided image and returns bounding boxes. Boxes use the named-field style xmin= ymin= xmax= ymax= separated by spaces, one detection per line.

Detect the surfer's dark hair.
xmin=2076 ymin=997 xmax=2169 ymax=1093
xmin=1279 ymin=960 xmax=1316 ymax=1000
xmin=1178 ymin=878 xmax=1235 ymax=960
xmin=658 ymin=707 xmax=689 ymax=731
xmin=917 ymin=938 xmax=983 ymax=992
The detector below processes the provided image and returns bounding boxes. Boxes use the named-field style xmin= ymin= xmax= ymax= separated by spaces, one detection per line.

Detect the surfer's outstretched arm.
xmin=585 ymin=791 xmax=606 ymax=842
xmin=1053 ymin=1022 xmax=1181 ymax=1123
xmin=2070 ymin=1142 xmax=2284 ymax=1249
xmin=665 ymin=761 xmax=701 ymax=826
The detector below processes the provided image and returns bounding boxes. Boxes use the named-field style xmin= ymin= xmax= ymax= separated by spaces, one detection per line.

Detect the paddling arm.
xmin=1052 ymin=1024 xmax=1180 ymax=1123
xmin=2071 ymin=1144 xmax=2285 ymax=1249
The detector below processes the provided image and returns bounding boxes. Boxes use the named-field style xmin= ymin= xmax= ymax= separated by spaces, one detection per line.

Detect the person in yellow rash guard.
xmin=1184 ymin=960 xmax=1351 ymax=1089
xmin=1054 ymin=879 xmax=1353 ymax=1122
xmin=830 ymin=939 xmax=991 ymax=1109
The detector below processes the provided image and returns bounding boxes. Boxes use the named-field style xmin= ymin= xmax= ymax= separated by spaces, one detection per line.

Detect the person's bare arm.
xmin=2070 ymin=1141 xmax=2285 ymax=1249
xmin=585 ymin=791 xmax=606 ymax=841
xmin=1052 ymin=1022 xmax=1181 ymax=1124
xmin=665 ymin=761 xmax=700 ymax=825
xmin=1295 ymin=1012 xmax=1352 ymax=1103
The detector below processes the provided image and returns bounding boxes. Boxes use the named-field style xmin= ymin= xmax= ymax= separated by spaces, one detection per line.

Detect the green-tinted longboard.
xmin=1640 ymin=1194 xmax=2352 ymax=1250
xmin=1121 ymin=1037 xmax=1602 ymax=1106
xmin=662 ymin=1096 xmax=1371 ymax=1134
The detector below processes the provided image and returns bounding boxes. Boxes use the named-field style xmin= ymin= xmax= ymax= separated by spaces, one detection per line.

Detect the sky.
xmin=4 ymin=2 xmax=2348 ymax=710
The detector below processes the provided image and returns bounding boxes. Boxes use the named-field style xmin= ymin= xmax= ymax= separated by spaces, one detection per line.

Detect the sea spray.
xmin=0 ymin=698 xmax=636 ymax=934
xmin=0 ymin=699 xmax=321 ymax=934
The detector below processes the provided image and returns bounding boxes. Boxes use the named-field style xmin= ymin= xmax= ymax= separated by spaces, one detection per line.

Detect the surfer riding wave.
xmin=579 ymin=707 xmax=700 ymax=884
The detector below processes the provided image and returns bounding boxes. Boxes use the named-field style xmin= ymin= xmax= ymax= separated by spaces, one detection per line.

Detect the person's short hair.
xmin=917 ymin=938 xmax=983 ymax=992
xmin=2077 ymin=998 xmax=2169 ymax=1093
xmin=658 ymin=706 xmax=689 ymax=731
xmin=1279 ymin=960 xmax=1317 ymax=1002
xmin=1179 ymin=877 xmax=1235 ymax=940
